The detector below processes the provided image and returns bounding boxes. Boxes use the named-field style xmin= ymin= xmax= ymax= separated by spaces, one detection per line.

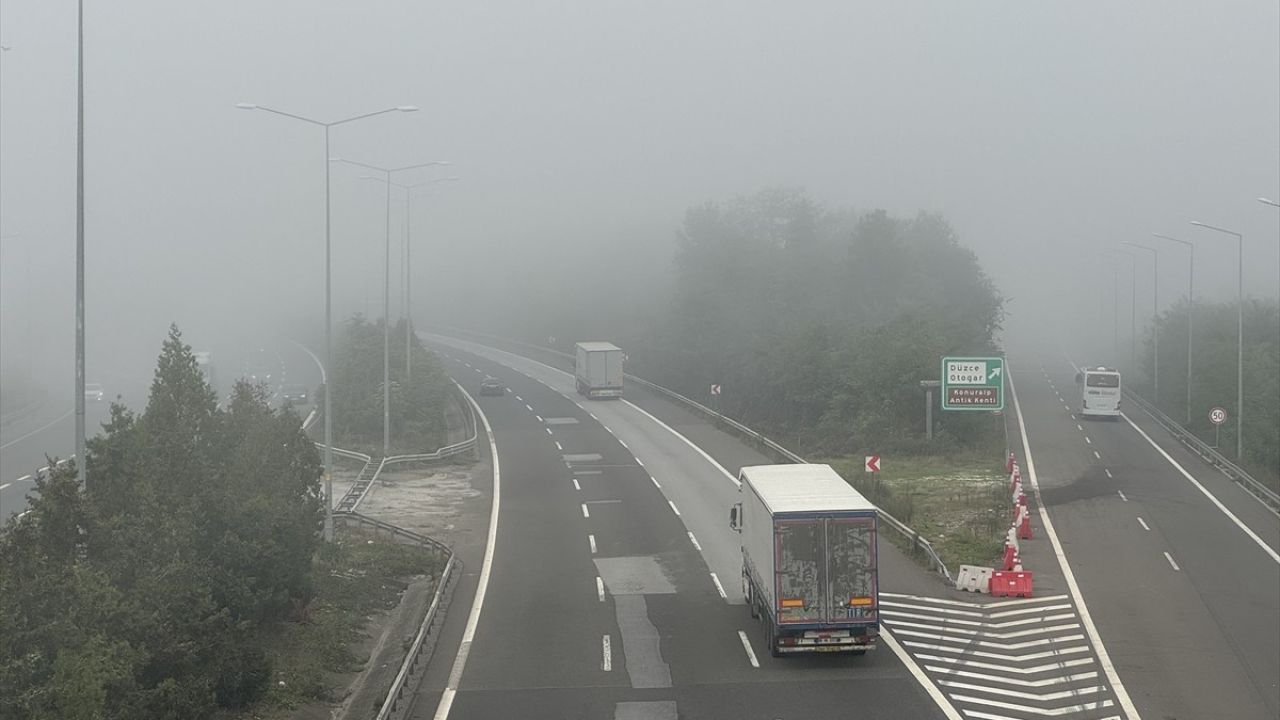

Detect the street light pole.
xmin=1190 ymin=221 xmax=1245 ymax=462
xmin=75 ymin=0 xmax=86 ymax=485
xmin=1104 ymin=249 xmax=1138 ymax=373
xmin=1258 ymin=197 xmax=1280 ymax=208
xmin=332 ymin=158 xmax=450 ymax=456
xmin=1153 ymin=233 xmax=1194 ymax=424
xmin=357 ymin=175 xmax=459 ymax=381
xmin=236 ymin=103 xmax=419 ymax=542
xmin=1122 ymin=241 xmax=1159 ymax=404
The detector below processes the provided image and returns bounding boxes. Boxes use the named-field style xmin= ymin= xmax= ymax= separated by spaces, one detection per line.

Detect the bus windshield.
xmin=1086 ymin=373 xmax=1120 ymax=388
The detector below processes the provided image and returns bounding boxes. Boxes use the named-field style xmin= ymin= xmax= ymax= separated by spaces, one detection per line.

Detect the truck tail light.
xmin=780 ymin=598 xmax=805 ymax=608
xmin=849 ymin=596 xmax=874 ymax=607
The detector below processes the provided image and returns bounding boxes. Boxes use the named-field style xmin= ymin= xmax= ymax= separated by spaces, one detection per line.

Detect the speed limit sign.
xmin=1209 ymin=406 xmax=1228 ymax=426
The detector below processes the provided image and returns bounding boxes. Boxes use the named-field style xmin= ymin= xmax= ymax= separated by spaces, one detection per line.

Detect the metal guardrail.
xmin=332 ymin=511 xmax=459 ymax=720
xmin=429 ymin=326 xmax=954 ymax=582
xmin=1124 ymin=389 xmax=1280 ymax=514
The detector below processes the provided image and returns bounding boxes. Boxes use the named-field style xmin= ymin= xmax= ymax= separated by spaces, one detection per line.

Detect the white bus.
xmin=1076 ymin=367 xmax=1121 ymax=419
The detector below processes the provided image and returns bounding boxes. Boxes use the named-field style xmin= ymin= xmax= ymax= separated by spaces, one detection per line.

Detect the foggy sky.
xmin=1 ymin=0 xmax=1277 ymax=397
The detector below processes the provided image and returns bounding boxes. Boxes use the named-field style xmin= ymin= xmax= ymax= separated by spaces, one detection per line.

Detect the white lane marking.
xmin=1118 ymin=490 xmax=1128 ymax=502
xmin=618 ymin=438 xmax=630 ymax=450
xmin=687 ymin=531 xmax=702 ymax=551
xmin=545 ymin=427 xmax=554 ymax=436
xmin=650 ymin=475 xmax=662 ymax=489
xmin=619 ymin=399 xmax=741 ymax=488
xmin=951 ymin=695 xmax=1113 ymax=716
xmin=1093 ymin=450 xmax=1101 ymax=459
xmin=1121 ymin=412 xmax=1280 ymax=564
xmin=463 ymin=362 xmax=471 ymax=368
xmin=881 ymin=591 xmax=1070 ymax=607
xmin=1077 ymin=424 xmax=1083 ymax=431
xmin=432 ymin=388 xmax=501 ymax=720
xmin=939 ymin=679 xmax=1106 ymax=702
xmin=931 ymin=667 xmax=1098 ymax=688
xmin=555 ymin=441 xmax=563 ymax=451
xmin=1105 ymin=468 xmax=1113 ymax=478
xmin=0 ymin=407 xmax=75 ymax=450
xmin=1085 ymin=436 xmax=1092 ymax=445
xmin=882 ymin=632 xmax=964 ymax=719
xmin=572 ymin=478 xmax=581 ymax=491
xmin=603 ymin=635 xmax=612 ymax=671
xmin=896 ymin=631 xmax=1086 ymax=651
xmin=581 ymin=503 xmax=590 ymax=518
xmin=597 ymin=576 xmax=606 ymax=601
xmin=515 ymin=395 xmax=523 ymax=401
xmin=710 ymin=572 xmax=728 ymax=600
xmin=535 ymin=415 xmax=543 ymax=423
xmin=737 ymin=630 xmax=760 ymax=668
xmin=525 ymin=404 xmax=533 ymax=411
xmin=287 ymin=337 xmax=327 ymax=383
xmin=0 ymin=482 xmax=9 ymax=490
xmin=1008 ymin=362 xmax=1142 ymax=719
xmin=667 ymin=500 xmax=681 ymax=516
xmin=902 ymin=641 xmax=1090 ymax=662
xmin=1137 ymin=517 xmax=1150 ymax=531
xmin=918 ymin=653 xmax=1095 ymax=675
xmin=474 ymin=368 xmax=483 ymax=373
xmin=1164 ymin=552 xmax=1181 ymax=571
xmin=883 ymin=610 xmax=1076 ymax=629
xmin=635 ymin=457 xmax=645 ymax=468
xmin=889 ymin=621 xmax=1083 ymax=640
xmin=589 ymin=534 xmax=597 ymax=554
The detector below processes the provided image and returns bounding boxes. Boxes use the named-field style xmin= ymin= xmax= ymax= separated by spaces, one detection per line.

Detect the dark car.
xmin=281 ymin=384 xmax=310 ymax=405
xmin=479 ymin=377 xmax=506 ymax=396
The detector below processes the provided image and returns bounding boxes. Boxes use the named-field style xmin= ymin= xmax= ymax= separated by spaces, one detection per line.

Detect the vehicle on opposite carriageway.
xmin=729 ymin=464 xmax=880 ymax=657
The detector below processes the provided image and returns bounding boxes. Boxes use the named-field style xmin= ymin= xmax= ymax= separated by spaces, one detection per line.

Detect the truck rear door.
xmin=776 ymin=517 xmax=877 ymax=624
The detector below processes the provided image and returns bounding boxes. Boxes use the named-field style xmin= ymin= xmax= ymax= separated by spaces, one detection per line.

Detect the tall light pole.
xmin=1259 ymin=197 xmax=1280 ymax=208
xmin=1190 ymin=220 xmax=1244 ymax=462
xmin=1153 ymin=233 xmax=1194 ymax=424
xmin=75 ymin=0 xmax=86 ymax=484
xmin=1122 ymin=241 xmax=1160 ymax=404
xmin=359 ymin=175 xmax=459 ymax=380
xmin=332 ymin=158 xmax=450 ymax=456
xmin=236 ymin=103 xmax=418 ymax=541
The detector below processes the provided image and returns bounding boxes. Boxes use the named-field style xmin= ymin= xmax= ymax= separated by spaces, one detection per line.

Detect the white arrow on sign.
xmin=989 ymin=367 xmax=1002 ymax=380
xmin=864 ymin=455 xmax=881 ymax=473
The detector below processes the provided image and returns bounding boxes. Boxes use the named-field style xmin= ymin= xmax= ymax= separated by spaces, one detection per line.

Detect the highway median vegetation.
xmin=0 ymin=325 xmax=328 ymax=719
xmin=328 ymin=315 xmax=453 ymax=456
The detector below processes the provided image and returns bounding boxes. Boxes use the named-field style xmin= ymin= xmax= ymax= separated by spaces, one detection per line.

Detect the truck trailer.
xmin=574 ymin=342 xmax=624 ymax=399
xmin=729 ymin=464 xmax=879 ymax=656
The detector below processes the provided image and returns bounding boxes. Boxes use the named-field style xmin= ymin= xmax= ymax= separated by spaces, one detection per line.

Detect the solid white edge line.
xmin=1008 ymin=361 xmax=1142 ymax=720
xmin=1137 ymin=517 xmax=1150 ymax=531
xmin=1121 ymin=413 xmax=1279 ymax=564
xmin=1163 ymin=552 xmax=1181 ymax=571
xmin=603 ymin=634 xmax=612 ymax=670
xmin=620 ymin=399 xmax=741 ymax=488
xmin=597 ymin=576 xmax=606 ymax=601
xmin=710 ymin=572 xmax=728 ymax=600
xmin=736 ymin=630 xmax=761 ymax=668
xmin=881 ymin=630 xmax=963 ymax=720
xmin=432 ymin=387 xmax=501 ymax=720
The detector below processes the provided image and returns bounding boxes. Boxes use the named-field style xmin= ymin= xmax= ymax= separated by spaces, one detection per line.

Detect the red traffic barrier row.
xmin=1000 ymin=456 xmax=1034 ymax=594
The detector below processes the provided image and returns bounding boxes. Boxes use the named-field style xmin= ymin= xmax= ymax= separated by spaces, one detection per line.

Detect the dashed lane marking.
xmin=597 ymin=577 xmax=606 ymax=602
xmin=603 ymin=635 xmax=612 ymax=670
xmin=1118 ymin=490 xmax=1128 ymax=502
xmin=1137 ymin=517 xmax=1150 ymax=531
xmin=589 ymin=534 xmax=597 ymax=554
xmin=687 ymin=531 xmax=702 ymax=551
xmin=710 ymin=572 xmax=728 ymax=600
xmin=1105 ymin=469 xmax=1113 ymax=479
xmin=1093 ymin=450 xmax=1101 ymax=459
xmin=737 ymin=630 xmax=760 ymax=668
xmin=555 ymin=441 xmax=563 ymax=451
xmin=1164 ymin=552 xmax=1181 ymax=571
xmin=572 ymin=478 xmax=581 ymax=491
xmin=581 ymin=504 xmax=590 ymax=518
xmin=667 ymin=500 xmax=681 ymax=516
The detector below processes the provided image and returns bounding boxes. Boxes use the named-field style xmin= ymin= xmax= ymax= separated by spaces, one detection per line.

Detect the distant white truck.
xmin=574 ymin=342 xmax=624 ymax=399
xmin=729 ymin=464 xmax=880 ymax=656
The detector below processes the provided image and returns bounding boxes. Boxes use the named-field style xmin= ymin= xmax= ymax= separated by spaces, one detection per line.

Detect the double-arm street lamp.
xmin=1121 ymin=241 xmax=1160 ymax=403
xmin=331 ymin=158 xmax=450 ymax=456
xmin=1189 ymin=220 xmax=1244 ymax=462
xmin=236 ymin=103 xmax=418 ymax=542
xmin=1152 ymin=233 xmax=1195 ymax=424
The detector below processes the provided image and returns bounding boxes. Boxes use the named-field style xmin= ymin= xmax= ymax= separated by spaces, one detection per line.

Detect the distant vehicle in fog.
xmin=574 ymin=342 xmax=624 ymax=399
xmin=1076 ymin=367 xmax=1121 ymax=419
xmin=281 ymin=384 xmax=310 ymax=405
xmin=479 ymin=377 xmax=506 ymax=396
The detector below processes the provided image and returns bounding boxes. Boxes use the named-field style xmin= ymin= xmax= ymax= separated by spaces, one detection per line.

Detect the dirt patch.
xmin=356 ymin=463 xmax=485 ymax=546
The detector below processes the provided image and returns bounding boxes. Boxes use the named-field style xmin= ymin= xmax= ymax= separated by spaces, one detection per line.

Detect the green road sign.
xmin=942 ymin=356 xmax=1005 ymax=411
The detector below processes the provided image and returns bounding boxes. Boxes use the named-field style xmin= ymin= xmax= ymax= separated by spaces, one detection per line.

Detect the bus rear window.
xmin=1086 ymin=374 xmax=1120 ymax=388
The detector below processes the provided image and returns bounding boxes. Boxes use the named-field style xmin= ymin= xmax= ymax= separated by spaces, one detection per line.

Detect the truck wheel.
xmin=765 ymin=622 xmax=781 ymax=658
xmin=748 ymin=585 xmax=759 ymax=619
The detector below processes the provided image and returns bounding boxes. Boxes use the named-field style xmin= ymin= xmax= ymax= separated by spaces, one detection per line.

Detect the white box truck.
xmin=729 ymin=464 xmax=879 ymax=656
xmin=574 ymin=342 xmax=624 ymax=399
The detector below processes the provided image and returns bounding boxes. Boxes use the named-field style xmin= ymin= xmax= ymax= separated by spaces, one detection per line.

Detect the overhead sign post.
xmin=942 ymin=356 xmax=1005 ymax=411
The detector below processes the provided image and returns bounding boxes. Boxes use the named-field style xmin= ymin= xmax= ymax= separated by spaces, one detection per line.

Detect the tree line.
xmin=0 ymin=326 xmax=323 ymax=719
xmin=1139 ymin=298 xmax=1279 ymax=484
xmin=328 ymin=315 xmax=455 ymax=454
